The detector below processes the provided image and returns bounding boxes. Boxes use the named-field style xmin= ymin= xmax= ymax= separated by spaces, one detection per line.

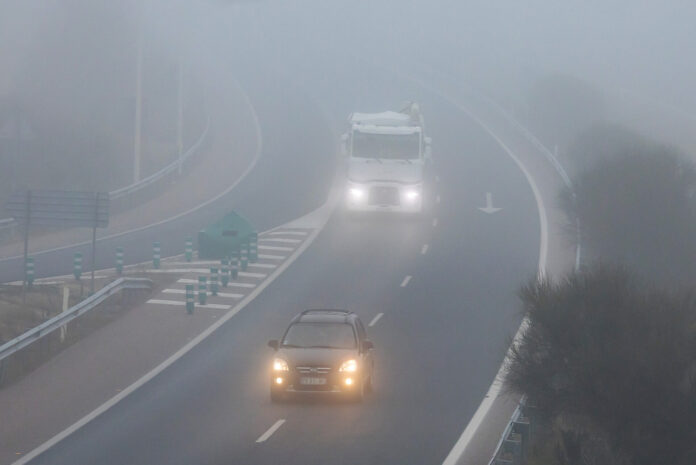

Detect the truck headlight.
xmin=339 ymin=359 xmax=358 ymax=372
xmin=349 ymin=187 xmax=365 ymax=199
xmin=273 ymin=358 xmax=289 ymax=371
xmin=404 ymin=186 xmax=421 ymax=202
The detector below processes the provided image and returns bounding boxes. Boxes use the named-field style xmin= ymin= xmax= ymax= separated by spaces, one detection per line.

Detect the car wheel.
xmin=270 ymin=388 xmax=284 ymax=403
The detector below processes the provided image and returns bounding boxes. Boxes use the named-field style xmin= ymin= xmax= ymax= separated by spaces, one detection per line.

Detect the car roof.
xmin=292 ymin=309 xmax=358 ymax=324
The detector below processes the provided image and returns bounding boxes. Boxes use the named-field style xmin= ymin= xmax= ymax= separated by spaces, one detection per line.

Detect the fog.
xmin=1 ymin=0 xmax=695 ymax=200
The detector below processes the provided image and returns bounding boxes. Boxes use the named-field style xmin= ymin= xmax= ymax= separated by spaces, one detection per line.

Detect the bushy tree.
xmin=507 ymin=266 xmax=696 ymax=465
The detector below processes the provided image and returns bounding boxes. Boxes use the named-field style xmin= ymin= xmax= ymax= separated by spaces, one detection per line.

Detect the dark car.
xmin=267 ymin=309 xmax=375 ymax=402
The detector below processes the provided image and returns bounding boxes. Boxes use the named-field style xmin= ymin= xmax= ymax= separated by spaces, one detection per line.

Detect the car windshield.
xmin=282 ymin=323 xmax=356 ymax=349
xmin=351 ymin=131 xmax=421 ymax=160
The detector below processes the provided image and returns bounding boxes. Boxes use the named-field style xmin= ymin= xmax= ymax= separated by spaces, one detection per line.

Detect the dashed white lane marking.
xmin=259 ymin=238 xmax=302 ymax=244
xmin=269 ymin=231 xmax=308 ymax=236
xmin=248 ymin=263 xmax=277 ymax=269
xmin=436 ymin=195 xmax=441 ymax=204
xmin=432 ymin=218 xmax=439 ymax=227
xmin=435 ymin=175 xmax=440 ymax=182
xmin=162 ymin=289 xmax=243 ymax=299
xmin=421 ymin=244 xmax=429 ymax=255
xmin=400 ymin=276 xmax=412 ymax=287
xmin=149 ymin=269 xmax=267 ymax=279
xmin=368 ymin=313 xmax=384 ymax=327
xmin=258 ymin=254 xmax=285 ymax=260
xmin=177 ymin=279 xmax=256 ymax=289
xmin=147 ymin=299 xmax=231 ymax=310
xmin=258 ymin=245 xmax=293 ymax=252
xmin=256 ymin=419 xmax=286 ymax=443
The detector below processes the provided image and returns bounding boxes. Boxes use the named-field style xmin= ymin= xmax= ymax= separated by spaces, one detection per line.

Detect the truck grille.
xmin=368 ymin=186 xmax=400 ymax=206
xmin=296 ymin=366 xmax=332 ymax=374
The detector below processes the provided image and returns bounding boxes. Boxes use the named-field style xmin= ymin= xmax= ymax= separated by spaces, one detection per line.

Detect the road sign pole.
xmin=221 ymin=258 xmax=230 ymax=287
xmin=73 ymin=252 xmax=83 ymax=280
xmin=241 ymin=242 xmax=249 ymax=271
xmin=210 ymin=267 xmax=219 ymax=296
xmin=231 ymin=249 xmax=239 ymax=280
xmin=153 ymin=241 xmax=161 ymax=269
xmin=21 ymin=190 xmax=31 ymax=304
xmin=249 ymin=232 xmax=258 ymax=262
xmin=25 ymin=257 xmax=34 ymax=288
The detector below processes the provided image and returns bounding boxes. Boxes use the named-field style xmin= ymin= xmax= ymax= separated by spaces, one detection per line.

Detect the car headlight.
xmin=273 ymin=358 xmax=289 ymax=371
xmin=404 ymin=188 xmax=420 ymax=201
xmin=349 ymin=187 xmax=365 ymax=199
xmin=339 ymin=359 xmax=358 ymax=372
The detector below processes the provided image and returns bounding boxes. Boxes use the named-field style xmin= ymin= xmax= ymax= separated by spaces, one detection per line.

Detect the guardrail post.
xmin=249 ymin=231 xmax=258 ymax=262
xmin=198 ymin=276 xmax=207 ymax=305
xmin=231 ymin=252 xmax=239 ymax=280
xmin=185 ymin=284 xmax=194 ymax=314
xmin=221 ymin=258 xmax=230 ymax=287
xmin=153 ymin=241 xmax=161 ymax=269
xmin=240 ymin=242 xmax=249 ymax=271
xmin=210 ymin=267 xmax=219 ymax=296
xmin=185 ymin=237 xmax=193 ymax=262
xmin=115 ymin=247 xmax=124 ymax=275
xmin=25 ymin=257 xmax=35 ymax=288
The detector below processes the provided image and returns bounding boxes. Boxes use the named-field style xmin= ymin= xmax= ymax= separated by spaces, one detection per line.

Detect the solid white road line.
xmin=147 ymin=299 xmax=231 ymax=310
xmin=421 ymin=244 xmax=429 ymax=255
xmin=256 ymin=419 xmax=286 ymax=443
xmin=368 ymin=313 xmax=384 ymax=327
xmin=177 ymin=278 xmax=256 ymax=288
xmin=258 ymin=254 xmax=285 ymax=260
xmin=269 ymin=231 xmax=308 ymax=236
xmin=162 ymin=289 xmax=243 ymax=299
xmin=248 ymin=263 xmax=277 ymax=269
xmin=432 ymin=218 xmax=439 ymax=227
xmin=258 ymin=245 xmax=293 ymax=252
xmin=400 ymin=276 xmax=412 ymax=288
xmin=259 ymin=238 xmax=302 ymax=244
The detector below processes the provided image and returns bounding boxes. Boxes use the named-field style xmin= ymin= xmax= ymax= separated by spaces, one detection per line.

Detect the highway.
xmin=15 ymin=43 xmax=542 ymax=464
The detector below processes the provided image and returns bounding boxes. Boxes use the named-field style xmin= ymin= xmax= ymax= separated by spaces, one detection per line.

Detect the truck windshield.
xmin=282 ymin=323 xmax=357 ymax=349
xmin=352 ymin=131 xmax=421 ymax=160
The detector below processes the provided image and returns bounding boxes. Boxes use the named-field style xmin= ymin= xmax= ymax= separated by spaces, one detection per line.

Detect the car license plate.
xmin=300 ymin=377 xmax=326 ymax=385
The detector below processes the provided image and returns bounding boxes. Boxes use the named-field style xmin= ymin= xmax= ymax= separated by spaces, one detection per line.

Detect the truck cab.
xmin=342 ymin=104 xmax=432 ymax=214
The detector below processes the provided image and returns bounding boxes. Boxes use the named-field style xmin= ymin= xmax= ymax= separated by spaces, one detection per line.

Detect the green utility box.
xmin=197 ymin=211 xmax=255 ymax=260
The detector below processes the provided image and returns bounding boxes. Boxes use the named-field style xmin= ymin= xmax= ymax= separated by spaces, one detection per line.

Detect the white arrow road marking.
xmin=400 ymin=275 xmax=412 ymax=287
xmin=477 ymin=192 xmax=502 ymax=214
xmin=368 ymin=313 xmax=384 ymax=327
xmin=421 ymin=244 xmax=429 ymax=255
xmin=256 ymin=419 xmax=286 ymax=443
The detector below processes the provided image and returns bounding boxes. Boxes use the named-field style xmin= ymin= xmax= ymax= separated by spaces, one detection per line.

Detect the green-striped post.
xmin=153 ymin=241 xmax=161 ymax=269
xmin=221 ymin=258 xmax=230 ymax=287
xmin=198 ymin=276 xmax=207 ymax=305
xmin=210 ymin=267 xmax=219 ymax=296
xmin=185 ymin=284 xmax=195 ymax=314
xmin=240 ymin=242 xmax=249 ymax=271
xmin=231 ymin=252 xmax=239 ymax=280
xmin=73 ymin=252 xmax=83 ymax=281
xmin=115 ymin=247 xmax=124 ymax=275
xmin=25 ymin=257 xmax=35 ymax=288
xmin=185 ymin=237 xmax=193 ymax=262
xmin=249 ymin=231 xmax=258 ymax=262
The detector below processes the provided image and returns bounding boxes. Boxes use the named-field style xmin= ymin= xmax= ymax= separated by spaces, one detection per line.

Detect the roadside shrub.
xmin=507 ymin=265 xmax=696 ymax=465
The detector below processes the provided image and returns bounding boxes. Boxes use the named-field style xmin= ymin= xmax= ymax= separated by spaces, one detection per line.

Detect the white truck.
xmin=341 ymin=103 xmax=432 ymax=213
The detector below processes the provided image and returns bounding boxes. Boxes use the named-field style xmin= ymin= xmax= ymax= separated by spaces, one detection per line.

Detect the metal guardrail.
xmin=0 ymin=112 xmax=210 ymax=236
xmin=0 ymin=277 xmax=152 ymax=362
xmin=489 ymin=397 xmax=531 ymax=465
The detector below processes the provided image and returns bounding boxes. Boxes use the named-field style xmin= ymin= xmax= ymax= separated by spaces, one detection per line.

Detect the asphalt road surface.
xmin=19 ymin=46 xmax=540 ymax=465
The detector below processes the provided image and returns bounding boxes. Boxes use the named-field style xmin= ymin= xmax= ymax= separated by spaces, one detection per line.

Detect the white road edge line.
xmin=255 ymin=419 xmax=286 ymax=444
xmin=400 ymin=276 xmax=412 ymax=288
xmin=421 ymin=244 xmax=429 ymax=255
xmin=394 ymin=70 xmax=549 ymax=465
xmin=10 ymin=201 xmax=334 ymax=465
xmin=368 ymin=313 xmax=384 ymax=327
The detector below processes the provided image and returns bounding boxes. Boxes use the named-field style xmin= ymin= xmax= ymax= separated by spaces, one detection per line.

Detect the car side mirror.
xmin=268 ymin=339 xmax=279 ymax=351
xmin=362 ymin=340 xmax=374 ymax=351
